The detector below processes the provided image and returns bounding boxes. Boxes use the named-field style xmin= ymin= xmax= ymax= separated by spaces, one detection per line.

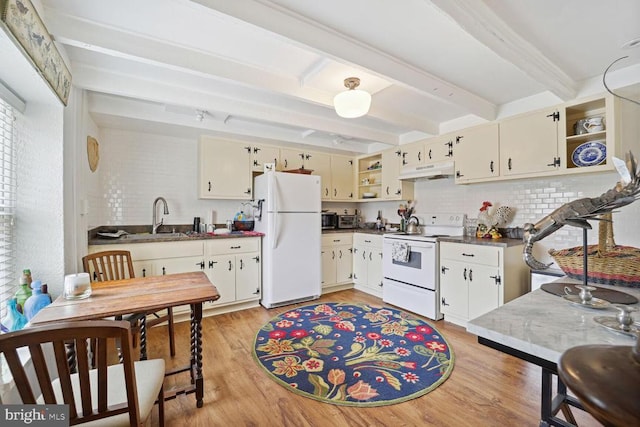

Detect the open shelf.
xmin=357 ymin=153 xmax=383 ymax=200
xmin=564 ymin=98 xmax=608 ymax=169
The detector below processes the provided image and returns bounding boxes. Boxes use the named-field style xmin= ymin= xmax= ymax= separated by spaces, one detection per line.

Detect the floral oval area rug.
xmin=253 ymin=302 xmax=454 ymax=407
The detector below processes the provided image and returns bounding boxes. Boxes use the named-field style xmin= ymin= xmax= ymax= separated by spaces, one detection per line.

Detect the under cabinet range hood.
xmin=398 ymin=160 xmax=455 ymax=181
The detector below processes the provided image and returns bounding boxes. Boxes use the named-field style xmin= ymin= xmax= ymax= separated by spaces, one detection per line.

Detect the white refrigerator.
xmin=253 ymin=172 xmax=321 ymax=308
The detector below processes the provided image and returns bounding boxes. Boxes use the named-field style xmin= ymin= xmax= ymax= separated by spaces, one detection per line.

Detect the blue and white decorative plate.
xmin=572 ymin=141 xmax=606 ymax=167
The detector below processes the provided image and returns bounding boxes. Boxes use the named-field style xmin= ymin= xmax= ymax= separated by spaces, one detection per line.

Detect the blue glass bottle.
xmin=23 ymin=280 xmax=52 ymax=321
xmin=2 ymin=298 xmax=27 ymax=331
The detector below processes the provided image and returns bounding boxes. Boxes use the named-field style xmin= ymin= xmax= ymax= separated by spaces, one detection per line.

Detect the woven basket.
xmin=549 ymin=213 xmax=640 ymax=288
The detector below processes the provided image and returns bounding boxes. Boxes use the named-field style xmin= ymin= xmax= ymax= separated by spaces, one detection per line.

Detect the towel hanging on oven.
xmin=391 ymin=242 xmax=410 ymax=263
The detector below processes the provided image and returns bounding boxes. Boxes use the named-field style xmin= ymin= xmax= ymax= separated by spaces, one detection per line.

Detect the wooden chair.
xmin=82 ymin=250 xmax=176 ymax=357
xmin=0 ymin=320 xmax=165 ymax=426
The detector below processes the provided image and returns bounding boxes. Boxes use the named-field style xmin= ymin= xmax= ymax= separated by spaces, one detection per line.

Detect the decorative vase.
xmin=2 ymin=298 xmax=27 ymax=331
xmin=23 ymin=280 xmax=52 ymax=321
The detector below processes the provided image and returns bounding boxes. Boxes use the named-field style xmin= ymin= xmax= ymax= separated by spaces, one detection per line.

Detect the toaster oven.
xmin=338 ymin=214 xmax=358 ymax=229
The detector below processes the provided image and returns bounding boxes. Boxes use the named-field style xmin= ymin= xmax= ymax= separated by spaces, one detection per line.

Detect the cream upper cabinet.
xmin=454 ymin=123 xmax=500 ymax=183
xmin=400 ymin=140 xmax=424 ymax=170
xmin=279 ymin=148 xmax=305 ymax=171
xmin=499 ymin=108 xmax=561 ymax=176
xmin=251 ymin=144 xmax=280 ymax=172
xmin=278 ymin=148 xmax=332 ymax=199
xmin=305 ymin=151 xmax=332 ymax=200
xmin=424 ymin=134 xmax=454 ymax=164
xmin=330 ymin=155 xmax=355 ymax=201
xmin=381 ymin=148 xmax=413 ymax=200
xmin=199 ymin=137 xmax=252 ymax=199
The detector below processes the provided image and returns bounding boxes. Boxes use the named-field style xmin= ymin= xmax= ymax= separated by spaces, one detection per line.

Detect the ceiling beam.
xmin=45 ymin=8 xmax=435 ymax=134
xmin=71 ymin=62 xmax=400 ymax=145
xmin=430 ymin=0 xmax=577 ymax=101
xmin=191 ymin=0 xmax=497 ymax=121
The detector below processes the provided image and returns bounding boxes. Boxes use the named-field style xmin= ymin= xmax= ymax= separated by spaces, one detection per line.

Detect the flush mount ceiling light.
xmin=333 ymin=77 xmax=371 ymax=118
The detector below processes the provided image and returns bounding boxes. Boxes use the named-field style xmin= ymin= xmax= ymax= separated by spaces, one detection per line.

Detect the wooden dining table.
xmin=30 ymin=271 xmax=220 ymax=408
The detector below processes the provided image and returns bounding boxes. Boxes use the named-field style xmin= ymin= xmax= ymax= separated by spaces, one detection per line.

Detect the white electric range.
xmin=382 ymin=213 xmax=466 ymax=320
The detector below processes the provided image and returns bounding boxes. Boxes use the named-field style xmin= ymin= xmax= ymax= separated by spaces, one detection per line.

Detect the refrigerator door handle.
xmin=271 ymin=172 xmax=280 ymax=249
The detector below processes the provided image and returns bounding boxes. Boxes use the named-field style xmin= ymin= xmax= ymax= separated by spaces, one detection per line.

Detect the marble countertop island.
xmin=467 ymin=278 xmax=639 ymax=364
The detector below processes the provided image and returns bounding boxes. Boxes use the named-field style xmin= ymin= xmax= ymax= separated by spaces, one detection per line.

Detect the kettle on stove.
xmin=406 ymin=216 xmax=420 ymax=234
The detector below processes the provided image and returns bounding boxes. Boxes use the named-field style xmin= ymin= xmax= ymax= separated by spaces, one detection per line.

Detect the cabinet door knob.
xmin=239 ymin=259 xmax=244 ymax=270
xmin=209 ymin=260 xmax=216 ymax=268
xmin=469 ymin=268 xmax=473 ymax=282
xmin=332 ymin=250 xmax=335 ymax=260
xmin=228 ymin=260 xmax=233 ymax=271
xmin=441 ymin=297 xmax=448 ymax=306
xmin=463 ymin=268 xmax=467 ymax=280
xmin=253 ymin=288 xmax=260 ymax=295
xmin=386 ymin=186 xmax=390 ymax=195
xmin=208 ymin=181 xmax=212 ymax=192
xmin=253 ymin=255 xmax=260 ymax=263
xmin=441 ymin=266 xmax=449 ymax=274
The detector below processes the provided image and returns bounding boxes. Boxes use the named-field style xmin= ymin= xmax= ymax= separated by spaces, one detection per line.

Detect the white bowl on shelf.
xmin=362 ymin=192 xmax=376 ymax=198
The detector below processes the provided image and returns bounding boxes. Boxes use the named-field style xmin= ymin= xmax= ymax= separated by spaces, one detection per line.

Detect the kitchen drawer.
xmin=353 ymin=233 xmax=382 ymax=247
xmin=439 ymin=242 xmax=500 ymax=267
xmin=322 ymin=233 xmax=353 ymax=246
xmin=206 ymin=237 xmax=260 ymax=255
xmin=91 ymin=241 xmax=204 ymax=261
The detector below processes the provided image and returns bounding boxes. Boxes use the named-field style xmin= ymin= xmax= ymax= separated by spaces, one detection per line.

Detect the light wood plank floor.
xmin=145 ymin=289 xmax=600 ymax=427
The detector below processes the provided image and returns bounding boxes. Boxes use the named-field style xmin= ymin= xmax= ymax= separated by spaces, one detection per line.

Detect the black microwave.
xmin=321 ymin=212 xmax=337 ymax=229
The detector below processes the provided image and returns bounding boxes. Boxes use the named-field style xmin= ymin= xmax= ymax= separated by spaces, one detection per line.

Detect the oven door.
xmin=382 ymin=237 xmax=437 ymax=290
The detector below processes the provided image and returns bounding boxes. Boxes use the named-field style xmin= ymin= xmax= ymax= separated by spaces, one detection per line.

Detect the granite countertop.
xmin=323 ymin=228 xmax=388 ymax=236
xmin=88 ymin=224 xmax=264 ymax=245
xmin=438 ymin=236 xmax=524 ymax=248
xmin=467 ymin=278 xmax=640 ymax=364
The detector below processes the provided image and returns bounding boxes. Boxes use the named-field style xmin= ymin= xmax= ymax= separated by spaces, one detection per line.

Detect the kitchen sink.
xmin=121 ymin=232 xmax=188 ymax=241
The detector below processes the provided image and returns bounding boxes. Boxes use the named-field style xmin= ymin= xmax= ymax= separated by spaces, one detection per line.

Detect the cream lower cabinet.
xmin=352 ymin=234 xmax=383 ymax=297
xmin=321 ymin=234 xmax=353 ymax=292
xmin=203 ymin=237 xmax=262 ymax=308
xmin=439 ymin=241 xmax=528 ymax=327
xmin=88 ymin=241 xmax=205 ymax=315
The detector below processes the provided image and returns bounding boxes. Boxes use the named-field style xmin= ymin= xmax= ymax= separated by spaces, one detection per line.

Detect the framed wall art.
xmin=0 ymin=0 xmax=72 ymax=105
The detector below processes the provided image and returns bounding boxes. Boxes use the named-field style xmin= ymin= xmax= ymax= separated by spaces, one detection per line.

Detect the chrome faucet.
xmin=152 ymin=197 xmax=169 ymax=234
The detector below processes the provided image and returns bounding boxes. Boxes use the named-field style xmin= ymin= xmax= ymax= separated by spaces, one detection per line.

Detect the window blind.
xmin=0 ymin=98 xmax=16 ymax=322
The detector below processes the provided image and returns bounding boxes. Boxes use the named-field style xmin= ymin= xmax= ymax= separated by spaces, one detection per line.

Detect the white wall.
xmin=14 ymin=94 xmax=65 ymax=297
xmin=88 ymin=128 xmax=252 ymax=229
xmin=359 ymin=171 xmax=640 ymax=267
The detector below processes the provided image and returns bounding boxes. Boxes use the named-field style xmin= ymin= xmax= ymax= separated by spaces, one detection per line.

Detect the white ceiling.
xmin=37 ymin=0 xmax=640 ymax=153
